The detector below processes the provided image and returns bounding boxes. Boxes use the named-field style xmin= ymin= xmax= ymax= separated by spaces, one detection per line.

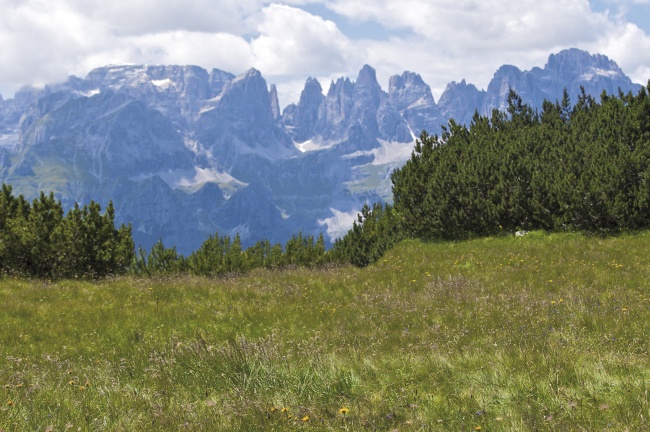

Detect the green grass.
xmin=2 ymin=231 xmax=650 ymax=430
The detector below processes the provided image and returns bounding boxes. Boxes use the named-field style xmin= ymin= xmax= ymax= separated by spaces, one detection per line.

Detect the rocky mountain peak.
xmin=327 ymin=76 xmax=354 ymax=97
xmin=286 ymin=77 xmax=325 ymax=142
xmin=356 ymin=65 xmax=379 ymax=85
xmin=302 ymin=77 xmax=324 ymax=99
xmin=349 ymin=65 xmax=384 ymax=144
xmin=269 ymin=84 xmax=281 ymax=121
xmin=382 ymin=71 xmax=441 ymax=140
xmin=479 ymin=49 xmax=639 ymax=117
xmin=217 ymin=68 xmax=270 ymax=109
xmin=389 ymin=71 xmax=427 ymax=91
xmin=195 ymin=68 xmax=294 ymax=163
xmin=388 ymin=71 xmax=433 ymax=109
xmin=0 ymin=47 xmax=643 ymax=255
xmin=209 ymin=69 xmax=236 ymax=97
xmin=438 ymin=79 xmax=486 ymax=126
xmin=354 ymin=65 xmax=382 ymax=102
xmin=546 ymin=48 xmax=622 ymax=78
xmin=232 ymin=68 xmax=263 ymax=83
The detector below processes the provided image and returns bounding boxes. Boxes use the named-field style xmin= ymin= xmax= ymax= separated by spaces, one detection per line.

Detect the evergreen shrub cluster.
xmin=131 ymin=232 xmax=329 ymax=277
xmin=4 ymin=83 xmax=650 ymax=278
xmin=0 ymin=184 xmax=134 ymax=278
xmin=391 ymin=86 xmax=650 ymax=239
xmin=333 ymin=84 xmax=650 ymax=265
xmin=329 ymin=202 xmax=403 ymax=267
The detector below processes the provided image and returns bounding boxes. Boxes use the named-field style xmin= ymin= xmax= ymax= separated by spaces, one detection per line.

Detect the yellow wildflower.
xmin=339 ymin=407 xmax=350 ymax=414
xmin=302 ymin=416 xmax=309 ymax=422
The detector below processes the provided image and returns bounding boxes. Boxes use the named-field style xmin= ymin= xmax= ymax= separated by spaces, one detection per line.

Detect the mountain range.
xmin=0 ymin=48 xmax=642 ymax=254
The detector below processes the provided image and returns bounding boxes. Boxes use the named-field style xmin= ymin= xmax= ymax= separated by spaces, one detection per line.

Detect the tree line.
xmin=0 ymin=185 xmax=134 ymax=278
xmin=0 ymin=183 xmax=334 ymax=278
xmin=3 ymin=82 xmax=650 ymax=277
xmin=131 ymin=232 xmax=330 ymax=277
xmin=335 ymin=82 xmax=650 ymax=265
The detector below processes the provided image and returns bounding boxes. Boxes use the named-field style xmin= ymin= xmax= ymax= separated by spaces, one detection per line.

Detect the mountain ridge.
xmin=0 ymin=48 xmax=643 ymax=254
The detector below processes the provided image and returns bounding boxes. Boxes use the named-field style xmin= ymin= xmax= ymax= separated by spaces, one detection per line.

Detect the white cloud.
xmin=123 ymin=32 xmax=254 ymax=72
xmin=0 ymin=0 xmax=649 ymax=105
xmin=0 ymin=0 xmax=109 ymax=88
xmin=250 ymin=4 xmax=363 ymax=76
xmin=315 ymin=0 xmax=650 ymax=99
xmin=318 ymin=207 xmax=360 ymax=241
xmin=324 ymin=0 xmax=602 ymax=43
xmin=320 ymin=1 xmax=601 ymax=83
xmin=65 ymin=0 xmax=263 ymax=35
xmin=590 ymin=22 xmax=650 ymax=86
xmin=0 ymin=0 xmax=262 ymax=94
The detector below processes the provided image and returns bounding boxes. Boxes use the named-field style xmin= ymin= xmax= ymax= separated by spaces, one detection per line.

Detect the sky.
xmin=1 ymin=0 xmax=649 ymax=108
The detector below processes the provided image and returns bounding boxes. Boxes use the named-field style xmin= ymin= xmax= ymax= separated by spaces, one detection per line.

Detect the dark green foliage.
xmin=11 ymin=83 xmax=650 ymax=277
xmin=0 ymin=184 xmax=134 ymax=278
xmin=329 ymin=82 xmax=650 ymax=267
xmin=283 ymin=232 xmax=327 ymax=267
xmin=131 ymin=239 xmax=183 ymax=277
xmin=184 ymin=233 xmax=245 ymax=276
xmin=389 ymin=82 xmax=650 ymax=240
xmin=131 ymin=231 xmax=331 ymax=277
xmin=331 ymin=203 xmax=403 ymax=266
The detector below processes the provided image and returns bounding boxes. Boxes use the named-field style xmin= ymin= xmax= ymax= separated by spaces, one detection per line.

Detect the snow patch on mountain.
xmin=343 ymin=139 xmax=414 ymax=165
xmin=162 ymin=167 xmax=245 ymax=189
xmin=79 ymin=89 xmax=101 ymax=97
xmin=151 ymin=79 xmax=173 ymax=89
xmin=1 ymin=48 xmax=640 ymax=254
xmin=318 ymin=208 xmax=360 ymax=241
xmin=0 ymin=133 xmax=19 ymax=150
xmin=581 ymin=68 xmax=621 ymax=81
xmin=294 ymin=138 xmax=340 ymax=153
xmin=130 ymin=167 xmax=246 ymax=191
xmin=370 ymin=139 xmax=415 ymax=166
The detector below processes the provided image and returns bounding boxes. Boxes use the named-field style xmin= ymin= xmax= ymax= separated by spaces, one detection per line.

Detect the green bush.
xmin=0 ymin=184 xmax=134 ymax=278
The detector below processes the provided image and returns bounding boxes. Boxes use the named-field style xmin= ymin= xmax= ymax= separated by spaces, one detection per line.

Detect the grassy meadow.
xmin=1 ymin=231 xmax=650 ymax=431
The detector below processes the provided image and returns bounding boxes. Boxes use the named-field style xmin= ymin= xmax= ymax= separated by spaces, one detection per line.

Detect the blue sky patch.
xmin=298 ymin=3 xmax=413 ymax=40
xmin=590 ymin=0 xmax=650 ymax=33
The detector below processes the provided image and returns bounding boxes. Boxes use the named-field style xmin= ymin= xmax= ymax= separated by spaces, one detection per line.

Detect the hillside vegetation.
xmin=2 ymin=232 xmax=649 ymax=430
xmin=2 ymin=83 xmax=650 ymax=431
xmin=335 ymin=84 xmax=650 ymax=265
xmin=4 ymin=84 xmax=650 ymax=278
xmin=0 ymin=185 xmax=134 ymax=279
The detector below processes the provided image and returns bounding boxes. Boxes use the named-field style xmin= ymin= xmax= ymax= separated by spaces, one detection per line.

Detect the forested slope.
xmin=3 ymin=83 xmax=650 ymax=277
xmin=334 ymin=84 xmax=650 ymax=264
